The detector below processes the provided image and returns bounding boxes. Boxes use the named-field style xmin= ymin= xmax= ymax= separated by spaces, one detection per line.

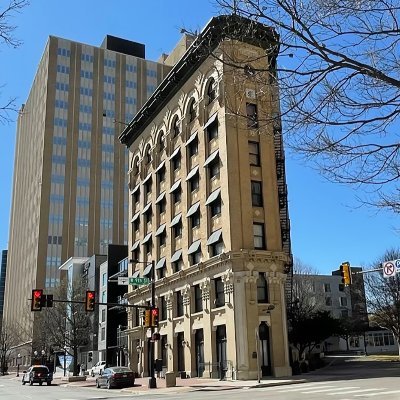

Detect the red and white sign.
xmin=383 ymin=261 xmax=396 ymax=278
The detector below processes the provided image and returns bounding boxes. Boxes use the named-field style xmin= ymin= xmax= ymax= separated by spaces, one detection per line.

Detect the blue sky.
xmin=1 ymin=0 xmax=398 ymax=274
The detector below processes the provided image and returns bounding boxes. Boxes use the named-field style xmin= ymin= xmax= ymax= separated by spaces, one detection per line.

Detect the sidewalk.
xmin=53 ymin=372 xmax=308 ymax=393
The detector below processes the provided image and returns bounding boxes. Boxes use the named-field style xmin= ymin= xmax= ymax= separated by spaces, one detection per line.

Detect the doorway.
xmin=259 ymin=322 xmax=271 ymax=376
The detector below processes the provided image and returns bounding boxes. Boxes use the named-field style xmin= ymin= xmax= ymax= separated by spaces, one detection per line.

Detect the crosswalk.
xmin=269 ymin=382 xmax=400 ymax=398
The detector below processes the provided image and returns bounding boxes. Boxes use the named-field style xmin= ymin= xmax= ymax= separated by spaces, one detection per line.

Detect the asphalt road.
xmin=1 ymin=357 xmax=400 ymax=400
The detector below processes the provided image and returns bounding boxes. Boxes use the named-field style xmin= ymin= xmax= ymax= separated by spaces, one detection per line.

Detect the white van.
xmin=90 ymin=361 xmax=106 ymax=377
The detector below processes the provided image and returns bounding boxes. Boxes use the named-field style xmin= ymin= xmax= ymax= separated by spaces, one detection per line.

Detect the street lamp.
xmin=16 ymin=354 xmax=22 ymax=377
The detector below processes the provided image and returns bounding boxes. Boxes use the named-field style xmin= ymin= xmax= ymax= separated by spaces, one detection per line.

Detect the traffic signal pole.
xmin=148 ymin=259 xmax=156 ymax=389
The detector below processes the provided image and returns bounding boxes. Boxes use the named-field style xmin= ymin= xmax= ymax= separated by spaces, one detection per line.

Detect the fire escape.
xmin=273 ymin=119 xmax=293 ymax=301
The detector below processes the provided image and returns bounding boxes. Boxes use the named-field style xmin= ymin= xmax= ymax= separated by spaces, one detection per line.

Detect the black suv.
xmin=22 ymin=365 xmax=53 ymax=386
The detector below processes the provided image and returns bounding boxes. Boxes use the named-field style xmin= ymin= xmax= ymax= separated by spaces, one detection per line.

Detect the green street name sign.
xmin=129 ymin=277 xmax=150 ymax=285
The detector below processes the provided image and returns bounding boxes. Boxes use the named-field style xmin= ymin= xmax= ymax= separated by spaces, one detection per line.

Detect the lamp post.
xmin=63 ymin=346 xmax=67 ymax=377
xmin=16 ymin=354 xmax=22 ymax=377
xmin=41 ymin=350 xmax=45 ymax=365
xmin=33 ymin=351 xmax=38 ymax=365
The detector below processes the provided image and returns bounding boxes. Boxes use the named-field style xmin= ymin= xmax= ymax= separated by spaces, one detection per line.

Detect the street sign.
xmin=383 ymin=261 xmax=396 ymax=278
xmin=118 ymin=277 xmax=129 ymax=285
xmin=396 ymin=259 xmax=400 ymax=270
xmin=129 ymin=277 xmax=150 ymax=285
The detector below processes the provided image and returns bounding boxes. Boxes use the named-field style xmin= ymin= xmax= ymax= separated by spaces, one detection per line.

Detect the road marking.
xmin=355 ymin=390 xmax=400 ymax=397
xmin=274 ymin=383 xmax=336 ymax=392
xmin=302 ymin=386 xmax=359 ymax=393
xmin=327 ymin=388 xmax=385 ymax=395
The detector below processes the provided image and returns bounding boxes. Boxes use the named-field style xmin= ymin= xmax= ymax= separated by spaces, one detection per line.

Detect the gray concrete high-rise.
xmin=3 ymin=35 xmax=171 ymax=351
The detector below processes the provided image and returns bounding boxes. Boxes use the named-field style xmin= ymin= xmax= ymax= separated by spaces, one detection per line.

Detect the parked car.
xmin=90 ymin=360 xmax=106 ymax=377
xmin=96 ymin=366 xmax=135 ymax=389
xmin=21 ymin=365 xmax=52 ymax=386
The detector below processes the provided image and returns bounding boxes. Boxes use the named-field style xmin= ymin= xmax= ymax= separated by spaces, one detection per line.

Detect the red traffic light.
xmin=31 ymin=289 xmax=43 ymax=311
xmin=85 ymin=290 xmax=96 ymax=312
xmin=152 ymin=308 xmax=159 ymax=316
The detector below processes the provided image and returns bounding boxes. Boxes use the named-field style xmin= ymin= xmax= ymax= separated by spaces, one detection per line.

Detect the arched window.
xmin=188 ymin=98 xmax=196 ymax=122
xmin=145 ymin=146 xmax=152 ymax=165
xmin=172 ymin=116 xmax=180 ymax=138
xmin=132 ymin=158 xmax=140 ymax=175
xmin=206 ymin=78 xmax=216 ymax=104
xmin=158 ymin=131 xmax=165 ymax=151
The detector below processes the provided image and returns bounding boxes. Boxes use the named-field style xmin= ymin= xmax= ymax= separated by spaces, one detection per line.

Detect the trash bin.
xmin=180 ymin=371 xmax=187 ymax=379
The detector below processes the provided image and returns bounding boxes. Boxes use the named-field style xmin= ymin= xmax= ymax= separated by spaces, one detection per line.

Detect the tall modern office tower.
xmin=0 ymin=250 xmax=7 ymax=329
xmin=3 ymin=35 xmax=171 ymax=350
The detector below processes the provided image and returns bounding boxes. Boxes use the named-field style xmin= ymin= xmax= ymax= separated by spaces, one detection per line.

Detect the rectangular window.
xmin=194 ymin=285 xmax=203 ymax=312
xmin=188 ymin=138 xmax=198 ymax=157
xmin=101 ymin=308 xmax=106 ymax=322
xmin=249 ymin=141 xmax=260 ymax=166
xmin=246 ymin=103 xmax=258 ymax=128
xmin=207 ymin=121 xmax=218 ymax=141
xmin=324 ymin=283 xmax=331 ymax=293
xmin=340 ymin=297 xmax=348 ymax=307
xmin=173 ymin=259 xmax=184 ymax=273
xmin=191 ymin=249 xmax=201 ymax=265
xmin=209 ymin=160 xmax=220 ymax=180
xmin=101 ymin=327 xmax=105 ymax=341
xmin=214 ymin=277 xmax=225 ymax=308
xmin=251 ymin=181 xmax=263 ymax=207
xmin=158 ymin=166 xmax=166 ymax=182
xmin=191 ymin=211 xmax=200 ymax=229
xmin=172 ymin=154 xmax=181 ymax=171
xmin=159 ymin=231 xmax=166 ymax=247
xmin=160 ymin=296 xmax=167 ymax=321
xmin=325 ymin=297 xmax=332 ymax=306
xmin=339 ymin=283 xmax=345 ymax=292
xmin=176 ymin=291 xmax=184 ymax=317
xmin=159 ymin=198 xmax=166 ymax=214
xmin=190 ymin=175 xmax=199 ymax=192
xmin=257 ymin=273 xmax=269 ymax=303
xmin=174 ymin=222 xmax=182 ymax=238
xmin=173 ymin=189 xmax=182 ymax=204
xmin=102 ymin=291 xmax=107 ymax=303
xmin=253 ymin=223 xmax=265 ymax=249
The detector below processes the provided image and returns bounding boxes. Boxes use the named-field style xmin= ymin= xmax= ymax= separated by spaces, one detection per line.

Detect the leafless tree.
xmin=215 ymin=0 xmax=400 ymax=211
xmin=0 ymin=320 xmax=30 ymax=375
xmin=0 ymin=0 xmax=29 ymax=124
xmin=35 ymin=280 xmax=92 ymax=376
xmin=364 ymin=248 xmax=400 ymax=356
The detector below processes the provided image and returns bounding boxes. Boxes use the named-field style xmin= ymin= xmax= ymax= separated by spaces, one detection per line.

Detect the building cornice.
xmin=119 ymin=14 xmax=278 ymax=148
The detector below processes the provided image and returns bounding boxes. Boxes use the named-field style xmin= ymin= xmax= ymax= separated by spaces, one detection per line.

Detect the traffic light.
xmin=151 ymin=307 xmax=159 ymax=327
xmin=143 ymin=309 xmax=151 ymax=327
xmin=46 ymin=294 xmax=54 ymax=308
xmin=31 ymin=289 xmax=43 ymax=311
xmin=85 ymin=291 xmax=96 ymax=312
xmin=340 ymin=261 xmax=352 ymax=286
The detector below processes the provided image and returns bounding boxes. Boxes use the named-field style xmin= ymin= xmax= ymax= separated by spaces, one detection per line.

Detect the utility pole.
xmin=148 ymin=259 xmax=156 ymax=389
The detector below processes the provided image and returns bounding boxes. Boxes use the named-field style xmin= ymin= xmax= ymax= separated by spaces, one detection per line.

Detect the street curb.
xmin=250 ymin=379 xmax=309 ymax=389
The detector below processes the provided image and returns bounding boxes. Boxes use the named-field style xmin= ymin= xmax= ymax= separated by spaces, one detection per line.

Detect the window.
xmin=144 ymin=177 xmax=152 ymax=195
xmin=102 ymin=273 xmax=107 ymax=286
xmin=189 ymin=172 xmax=199 ymax=192
xmin=210 ymin=160 xmax=220 ymax=180
xmin=191 ymin=210 xmax=200 ymax=229
xmin=257 ymin=273 xmax=269 ymax=303
xmin=172 ymin=188 xmax=182 ymax=204
xmin=188 ymin=136 xmax=198 ymax=157
xmin=324 ymin=283 xmax=331 ymax=293
xmin=341 ymin=309 xmax=349 ymax=318
xmin=173 ymin=258 xmax=184 ymax=273
xmin=176 ymin=291 xmax=184 ymax=317
xmin=144 ymin=206 xmax=152 ymax=224
xmin=174 ymin=221 xmax=183 ymax=238
xmin=325 ymin=297 xmax=332 ymax=306
xmin=101 ymin=327 xmax=105 ymax=341
xmin=253 ymin=223 xmax=265 ymax=249
xmin=101 ymin=308 xmax=106 ymax=322
xmin=340 ymin=297 xmax=348 ymax=307
xmin=133 ymin=189 xmax=140 ymax=205
xmin=172 ymin=116 xmax=180 ymax=138
xmin=249 ymin=141 xmax=260 ymax=166
xmin=159 ymin=231 xmax=166 ymax=247
xmin=339 ymin=284 xmax=345 ymax=292
xmin=246 ymin=103 xmax=258 ymax=128
xmin=188 ymin=98 xmax=197 ymax=122
xmin=210 ymin=240 xmax=224 ymax=256
xmin=133 ymin=218 xmax=140 ymax=233
xmin=160 ymin=296 xmax=167 ymax=320
xmin=158 ymin=131 xmax=165 ymax=151
xmin=194 ymin=285 xmax=203 ymax=312
xmin=251 ymin=181 xmax=263 ymax=207
xmin=206 ymin=78 xmax=216 ymax=104
xmin=158 ymin=165 xmax=166 ymax=182
xmin=145 ymin=146 xmax=152 ymax=164
xmin=172 ymin=153 xmax=181 ymax=171
xmin=145 ymin=238 xmax=152 ymax=255
xmin=207 ymin=120 xmax=218 ymax=141
xmin=210 ymin=197 xmax=221 ymax=217
xmin=214 ymin=277 xmax=224 ymax=307
xmin=188 ymin=240 xmax=201 ymax=265
xmin=158 ymin=197 xmax=166 ymax=214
